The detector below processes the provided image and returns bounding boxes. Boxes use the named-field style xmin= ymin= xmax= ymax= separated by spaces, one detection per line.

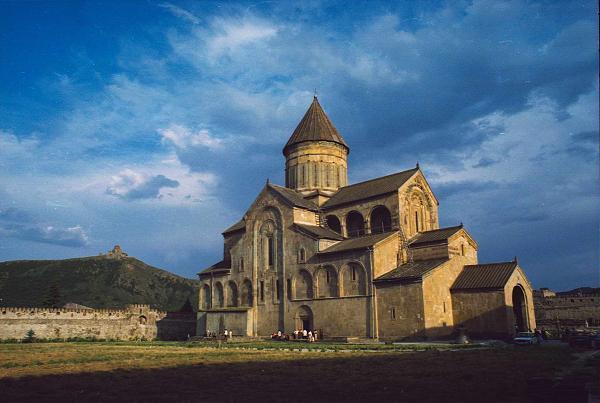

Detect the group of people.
xmin=204 ymin=329 xmax=234 ymax=339
xmin=270 ymin=329 xmax=319 ymax=342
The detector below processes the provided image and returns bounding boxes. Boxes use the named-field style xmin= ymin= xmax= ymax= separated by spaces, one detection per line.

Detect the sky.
xmin=0 ymin=0 xmax=598 ymax=291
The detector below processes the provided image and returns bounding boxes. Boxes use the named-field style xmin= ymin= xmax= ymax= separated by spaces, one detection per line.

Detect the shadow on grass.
xmin=0 ymin=348 xmax=577 ymax=402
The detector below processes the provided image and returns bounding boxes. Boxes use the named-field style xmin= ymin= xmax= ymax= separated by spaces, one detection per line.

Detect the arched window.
xmin=215 ymin=282 xmax=224 ymax=308
xmin=241 ymin=280 xmax=253 ymax=307
xmin=268 ymin=237 xmax=274 ymax=266
xmin=370 ymin=206 xmax=392 ymax=234
xmin=415 ymin=211 xmax=420 ymax=232
xmin=340 ymin=263 xmax=367 ymax=296
xmin=226 ymin=281 xmax=238 ymax=307
xmin=201 ymin=284 xmax=211 ymax=309
xmin=240 ymin=257 xmax=244 ymax=272
xmin=298 ymin=247 xmax=306 ymax=263
xmin=316 ymin=266 xmax=339 ymax=298
xmin=294 ymin=270 xmax=314 ymax=299
xmin=326 ymin=215 xmax=341 ymax=234
xmin=346 ymin=211 xmax=365 ymax=237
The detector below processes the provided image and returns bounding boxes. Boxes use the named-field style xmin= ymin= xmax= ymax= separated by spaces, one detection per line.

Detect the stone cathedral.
xmin=197 ymin=97 xmax=536 ymax=340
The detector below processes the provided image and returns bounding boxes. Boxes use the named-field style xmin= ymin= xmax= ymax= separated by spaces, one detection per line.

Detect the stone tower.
xmin=283 ymin=96 xmax=349 ymax=201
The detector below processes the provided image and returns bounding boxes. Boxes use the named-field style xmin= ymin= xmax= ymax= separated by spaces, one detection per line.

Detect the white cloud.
xmin=159 ymin=3 xmax=200 ymax=24
xmin=106 ymin=169 xmax=180 ymax=200
xmin=158 ymin=124 xmax=223 ymax=150
xmin=208 ymin=17 xmax=278 ymax=58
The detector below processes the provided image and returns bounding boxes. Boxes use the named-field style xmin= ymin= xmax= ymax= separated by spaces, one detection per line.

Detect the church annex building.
xmin=197 ymin=97 xmax=536 ymax=340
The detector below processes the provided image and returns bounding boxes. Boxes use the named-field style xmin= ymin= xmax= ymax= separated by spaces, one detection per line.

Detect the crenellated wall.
xmin=0 ymin=304 xmax=196 ymax=341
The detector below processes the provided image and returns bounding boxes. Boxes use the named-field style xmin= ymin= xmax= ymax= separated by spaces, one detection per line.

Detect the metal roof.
xmin=268 ymin=183 xmax=320 ymax=211
xmin=375 ymin=259 xmax=449 ymax=283
xmin=283 ymin=96 xmax=348 ymax=155
xmin=198 ymin=260 xmax=231 ymax=277
xmin=294 ymin=223 xmax=344 ymax=240
xmin=451 ymin=261 xmax=518 ymax=291
xmin=409 ymin=225 xmax=463 ymax=246
xmin=222 ymin=219 xmax=245 ymax=235
xmin=322 ymin=168 xmax=418 ymax=209
xmin=318 ymin=231 xmax=396 ymax=254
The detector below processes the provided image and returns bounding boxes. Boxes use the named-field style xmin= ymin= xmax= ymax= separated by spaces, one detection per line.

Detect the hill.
xmin=0 ymin=254 xmax=198 ymax=311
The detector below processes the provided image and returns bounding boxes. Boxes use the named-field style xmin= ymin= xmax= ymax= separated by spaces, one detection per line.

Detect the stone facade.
xmin=198 ymin=97 xmax=536 ymax=340
xmin=0 ymin=304 xmax=196 ymax=341
xmin=534 ymin=288 xmax=600 ymax=330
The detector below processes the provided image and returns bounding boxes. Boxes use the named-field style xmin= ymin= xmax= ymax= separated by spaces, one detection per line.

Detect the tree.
xmin=24 ymin=329 xmax=36 ymax=343
xmin=43 ymin=282 xmax=62 ymax=308
xmin=178 ymin=298 xmax=194 ymax=313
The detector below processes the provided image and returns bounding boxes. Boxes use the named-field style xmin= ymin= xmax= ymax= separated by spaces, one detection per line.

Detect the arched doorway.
xmin=295 ymin=305 xmax=313 ymax=331
xmin=512 ymin=286 xmax=528 ymax=332
xmin=370 ymin=206 xmax=392 ymax=234
xmin=346 ymin=211 xmax=365 ymax=237
xmin=325 ymin=215 xmax=341 ymax=234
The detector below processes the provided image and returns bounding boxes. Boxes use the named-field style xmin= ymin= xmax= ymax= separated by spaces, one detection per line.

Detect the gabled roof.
xmin=198 ymin=260 xmax=231 ymax=277
xmin=222 ymin=219 xmax=245 ymax=235
xmin=318 ymin=231 xmax=396 ymax=255
xmin=409 ymin=225 xmax=464 ymax=247
xmin=322 ymin=168 xmax=419 ymax=209
xmin=375 ymin=259 xmax=449 ymax=283
xmin=293 ymin=223 xmax=344 ymax=240
xmin=451 ymin=261 xmax=518 ymax=291
xmin=268 ymin=183 xmax=319 ymax=211
xmin=283 ymin=96 xmax=348 ymax=155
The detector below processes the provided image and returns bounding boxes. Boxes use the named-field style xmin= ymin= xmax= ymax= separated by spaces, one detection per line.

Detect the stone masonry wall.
xmin=0 ymin=305 xmax=195 ymax=341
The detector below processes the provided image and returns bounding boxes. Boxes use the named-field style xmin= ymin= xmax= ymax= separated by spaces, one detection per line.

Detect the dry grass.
xmin=0 ymin=342 xmax=577 ymax=402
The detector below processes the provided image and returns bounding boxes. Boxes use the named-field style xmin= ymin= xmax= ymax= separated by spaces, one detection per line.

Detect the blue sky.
xmin=0 ymin=0 xmax=598 ymax=290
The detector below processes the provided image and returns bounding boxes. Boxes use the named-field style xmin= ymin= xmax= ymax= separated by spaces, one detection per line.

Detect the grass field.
xmin=0 ymin=342 xmax=592 ymax=402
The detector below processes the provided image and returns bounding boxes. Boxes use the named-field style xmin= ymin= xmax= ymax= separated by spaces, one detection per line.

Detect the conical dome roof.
xmin=283 ymin=96 xmax=349 ymax=155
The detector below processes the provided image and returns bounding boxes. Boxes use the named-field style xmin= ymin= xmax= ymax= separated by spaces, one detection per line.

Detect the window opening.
xmin=268 ymin=237 xmax=274 ymax=266
xmin=287 ymin=279 xmax=292 ymax=300
xmin=415 ymin=211 xmax=419 ymax=232
xmin=240 ymin=257 xmax=244 ymax=272
xmin=276 ymin=280 xmax=280 ymax=301
xmin=352 ymin=267 xmax=356 ymax=281
xmin=260 ymin=281 xmax=265 ymax=302
xmin=391 ymin=307 xmax=396 ymax=320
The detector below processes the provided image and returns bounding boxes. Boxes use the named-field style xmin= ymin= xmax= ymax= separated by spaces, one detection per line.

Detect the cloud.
xmin=159 ymin=3 xmax=199 ymax=24
xmin=0 ymin=206 xmax=89 ymax=248
xmin=158 ymin=124 xmax=223 ymax=150
xmin=0 ymin=1 xmax=597 ymax=286
xmin=207 ymin=17 xmax=278 ymax=58
xmin=106 ymin=169 xmax=180 ymax=200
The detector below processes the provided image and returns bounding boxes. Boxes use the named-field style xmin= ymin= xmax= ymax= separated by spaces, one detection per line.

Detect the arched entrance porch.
xmin=295 ymin=305 xmax=313 ymax=331
xmin=512 ymin=286 xmax=528 ymax=332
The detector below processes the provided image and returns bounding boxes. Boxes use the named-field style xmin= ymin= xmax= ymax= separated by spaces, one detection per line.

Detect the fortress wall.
xmin=535 ymin=294 xmax=600 ymax=325
xmin=0 ymin=305 xmax=196 ymax=341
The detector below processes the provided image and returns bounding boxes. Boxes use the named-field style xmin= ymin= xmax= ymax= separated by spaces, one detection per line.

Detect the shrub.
xmin=23 ymin=329 xmax=36 ymax=343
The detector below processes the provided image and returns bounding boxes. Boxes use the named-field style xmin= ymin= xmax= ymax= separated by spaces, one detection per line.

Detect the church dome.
xmin=283 ymin=97 xmax=349 ymax=195
xmin=283 ymin=96 xmax=349 ymax=156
